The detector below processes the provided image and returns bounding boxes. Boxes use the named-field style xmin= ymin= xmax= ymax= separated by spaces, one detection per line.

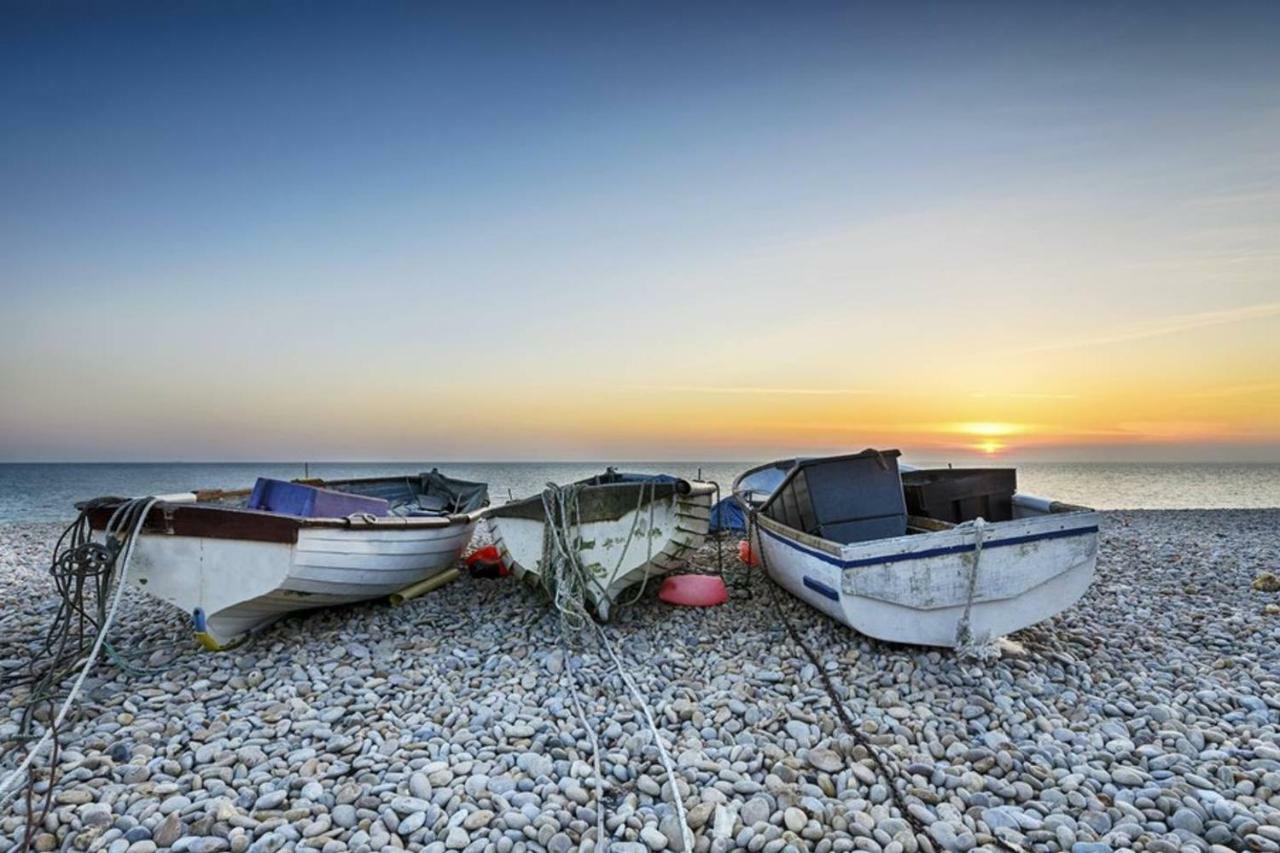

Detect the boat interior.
xmin=738 ymin=450 xmax=1085 ymax=546
xmin=326 ymin=470 xmax=490 ymax=517
xmin=192 ymin=471 xmax=490 ymax=519
xmin=488 ymin=468 xmax=691 ymax=523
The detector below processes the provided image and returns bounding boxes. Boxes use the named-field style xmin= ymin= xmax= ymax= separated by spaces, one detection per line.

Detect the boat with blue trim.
xmin=733 ymin=450 xmax=1099 ymax=648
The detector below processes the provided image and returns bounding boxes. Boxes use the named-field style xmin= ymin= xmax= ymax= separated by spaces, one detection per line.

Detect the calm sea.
xmin=0 ymin=461 xmax=1277 ymax=523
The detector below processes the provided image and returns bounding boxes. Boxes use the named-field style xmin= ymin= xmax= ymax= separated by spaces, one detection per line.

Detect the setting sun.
xmin=951 ymin=422 xmax=1027 ymax=438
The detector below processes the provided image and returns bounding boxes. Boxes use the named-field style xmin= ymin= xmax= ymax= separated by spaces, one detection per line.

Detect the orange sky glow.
xmin=2 ymin=6 xmax=1278 ymax=463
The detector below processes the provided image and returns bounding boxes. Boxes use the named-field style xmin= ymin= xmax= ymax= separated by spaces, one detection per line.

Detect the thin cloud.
xmin=1023 ymin=302 xmax=1280 ymax=353
xmin=625 ymin=384 xmax=875 ymax=396
xmin=970 ymin=391 xmax=1079 ymax=400
xmin=1181 ymin=381 xmax=1280 ymax=399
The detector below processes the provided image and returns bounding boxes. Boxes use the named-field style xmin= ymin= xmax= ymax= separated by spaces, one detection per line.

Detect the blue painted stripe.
xmin=802 ymin=576 xmax=840 ymax=601
xmin=760 ymin=523 xmax=1099 ymax=570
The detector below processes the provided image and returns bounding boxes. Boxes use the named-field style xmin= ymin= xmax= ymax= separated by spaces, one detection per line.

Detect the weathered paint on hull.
xmin=754 ymin=509 xmax=1099 ymax=647
xmin=127 ymin=522 xmax=477 ymax=647
xmin=491 ymin=485 xmax=713 ymax=619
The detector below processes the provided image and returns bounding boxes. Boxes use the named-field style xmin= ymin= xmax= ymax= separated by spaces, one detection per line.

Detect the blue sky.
xmin=2 ymin=3 xmax=1278 ymax=461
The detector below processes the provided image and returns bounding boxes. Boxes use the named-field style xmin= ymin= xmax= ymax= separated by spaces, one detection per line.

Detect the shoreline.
xmin=1 ymin=510 xmax=1278 ymax=852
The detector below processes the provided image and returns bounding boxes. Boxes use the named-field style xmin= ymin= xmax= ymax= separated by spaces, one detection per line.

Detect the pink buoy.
xmin=659 ymin=574 xmax=728 ymax=607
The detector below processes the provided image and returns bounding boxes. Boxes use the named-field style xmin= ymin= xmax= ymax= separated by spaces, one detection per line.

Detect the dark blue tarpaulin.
xmin=709 ymin=496 xmax=746 ymax=533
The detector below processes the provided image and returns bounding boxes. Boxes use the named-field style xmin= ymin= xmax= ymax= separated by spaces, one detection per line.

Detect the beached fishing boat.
xmin=81 ymin=471 xmax=488 ymax=648
xmin=734 ymin=451 xmax=1099 ymax=648
xmin=487 ymin=470 xmax=715 ymax=620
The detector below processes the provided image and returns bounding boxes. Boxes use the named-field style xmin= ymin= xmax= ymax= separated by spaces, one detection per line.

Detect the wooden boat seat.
xmin=907 ymin=514 xmax=956 ymax=533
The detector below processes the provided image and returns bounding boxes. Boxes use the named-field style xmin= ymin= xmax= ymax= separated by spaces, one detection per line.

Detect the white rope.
xmin=542 ymin=483 xmax=592 ymax=630
xmin=592 ymin=620 xmax=694 ymax=852
xmin=954 ymin=517 xmax=999 ymax=660
xmin=0 ymin=497 xmax=157 ymax=807
xmin=541 ymin=477 xmax=693 ymax=849
xmin=542 ymin=477 xmax=662 ymax=624
xmin=619 ymin=479 xmax=663 ymax=608
xmin=559 ymin=630 xmax=607 ymax=852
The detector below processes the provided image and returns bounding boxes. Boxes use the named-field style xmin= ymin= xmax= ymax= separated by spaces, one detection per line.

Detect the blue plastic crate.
xmin=247 ymin=478 xmax=389 ymax=518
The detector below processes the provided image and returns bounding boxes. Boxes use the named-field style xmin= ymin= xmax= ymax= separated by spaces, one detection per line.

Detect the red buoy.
xmin=466 ymin=545 xmax=508 ymax=577
xmin=658 ymin=574 xmax=728 ymax=607
xmin=738 ymin=539 xmax=759 ymax=567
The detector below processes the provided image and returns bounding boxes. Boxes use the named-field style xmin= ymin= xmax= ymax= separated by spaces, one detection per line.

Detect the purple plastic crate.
xmin=247 ymin=478 xmax=389 ymax=518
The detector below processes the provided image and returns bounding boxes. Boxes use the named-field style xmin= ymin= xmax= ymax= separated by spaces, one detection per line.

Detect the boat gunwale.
xmin=79 ymin=473 xmax=488 ymax=544
xmin=753 ymin=503 xmax=1100 ymax=571
xmin=735 ymin=455 xmax=1100 ymax=570
xmin=487 ymin=473 xmax=715 ymax=523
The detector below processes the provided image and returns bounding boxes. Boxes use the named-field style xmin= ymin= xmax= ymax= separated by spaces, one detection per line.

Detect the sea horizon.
xmin=1 ymin=459 xmax=1277 ymax=522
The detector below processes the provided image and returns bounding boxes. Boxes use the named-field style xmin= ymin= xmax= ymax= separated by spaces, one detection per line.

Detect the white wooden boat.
xmin=487 ymin=470 xmax=715 ymax=620
xmin=82 ymin=471 xmax=488 ymax=649
xmin=734 ymin=451 xmax=1099 ymax=648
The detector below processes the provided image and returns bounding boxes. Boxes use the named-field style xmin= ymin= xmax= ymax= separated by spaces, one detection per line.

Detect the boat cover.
xmin=758 ymin=449 xmax=907 ymax=545
xmin=331 ymin=470 xmax=490 ymax=517
xmin=709 ymin=496 xmax=746 ymax=533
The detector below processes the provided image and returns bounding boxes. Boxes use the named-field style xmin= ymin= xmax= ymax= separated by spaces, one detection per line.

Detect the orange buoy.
xmin=738 ymin=539 xmax=759 ymax=566
xmin=465 ymin=544 xmax=508 ymax=577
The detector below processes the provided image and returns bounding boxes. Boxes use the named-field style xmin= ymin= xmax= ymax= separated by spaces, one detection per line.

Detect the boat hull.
xmin=753 ymin=508 xmax=1099 ymax=647
xmin=125 ymin=522 xmax=477 ymax=648
xmin=490 ymin=482 xmax=714 ymax=619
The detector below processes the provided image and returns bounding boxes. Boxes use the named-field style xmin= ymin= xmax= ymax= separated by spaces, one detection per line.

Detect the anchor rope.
xmin=745 ymin=509 xmax=937 ymax=850
xmin=744 ymin=509 xmax=1026 ymax=853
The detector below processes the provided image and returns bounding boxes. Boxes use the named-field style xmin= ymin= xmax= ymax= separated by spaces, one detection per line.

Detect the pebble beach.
xmin=1 ymin=510 xmax=1278 ymax=853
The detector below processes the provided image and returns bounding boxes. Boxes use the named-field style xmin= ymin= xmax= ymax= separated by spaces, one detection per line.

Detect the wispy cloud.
xmin=1022 ymin=302 xmax=1280 ymax=353
xmin=1181 ymin=381 xmax=1280 ymax=399
xmin=970 ymin=391 xmax=1079 ymax=400
xmin=624 ymin=384 xmax=874 ymax=396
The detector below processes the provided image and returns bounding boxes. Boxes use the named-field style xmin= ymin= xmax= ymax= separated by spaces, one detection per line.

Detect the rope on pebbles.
xmin=745 ymin=509 xmax=1028 ymax=853
xmin=541 ymin=480 xmax=695 ymax=851
xmin=0 ymin=497 xmax=157 ymax=848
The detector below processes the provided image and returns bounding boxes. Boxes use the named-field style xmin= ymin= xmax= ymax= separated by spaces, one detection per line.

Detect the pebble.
xmin=0 ymin=513 xmax=1276 ymax=853
xmin=807 ymin=747 xmax=842 ymax=772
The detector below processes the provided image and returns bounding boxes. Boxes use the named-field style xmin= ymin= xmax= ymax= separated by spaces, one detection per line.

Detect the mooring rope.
xmin=953 ymin=517 xmax=999 ymax=660
xmin=558 ymin=628 xmax=608 ymax=851
xmin=744 ymin=509 xmax=1026 ymax=853
xmin=539 ymin=478 xmax=694 ymax=850
xmin=744 ymin=509 xmax=937 ymax=850
xmin=0 ymin=496 xmax=157 ymax=846
xmin=541 ymin=482 xmax=592 ymax=630
xmin=618 ymin=479 xmax=660 ymax=609
xmin=590 ymin=619 xmax=694 ymax=853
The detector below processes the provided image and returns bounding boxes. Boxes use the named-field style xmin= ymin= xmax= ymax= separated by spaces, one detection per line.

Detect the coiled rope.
xmin=0 ymin=497 xmax=156 ymax=847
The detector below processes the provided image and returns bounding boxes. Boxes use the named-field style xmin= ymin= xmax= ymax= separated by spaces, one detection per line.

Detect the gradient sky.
xmin=2 ymin=2 xmax=1278 ymax=462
